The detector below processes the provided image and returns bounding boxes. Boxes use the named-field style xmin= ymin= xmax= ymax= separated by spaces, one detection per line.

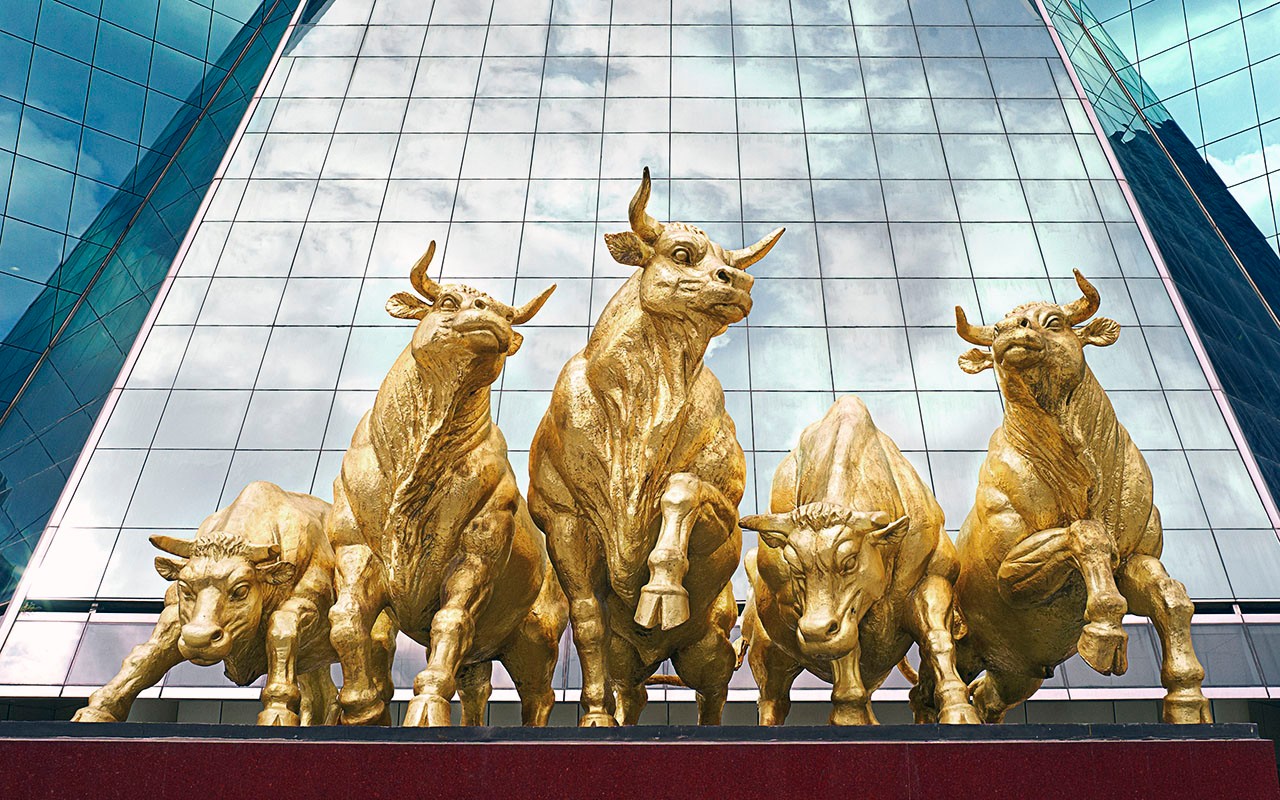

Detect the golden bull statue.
xmin=73 ymin=482 xmax=339 ymax=726
xmin=952 ymin=270 xmax=1211 ymax=723
xmin=327 ymin=242 xmax=567 ymax=727
xmin=740 ymin=396 xmax=979 ymax=725
xmin=528 ymin=167 xmax=784 ymax=726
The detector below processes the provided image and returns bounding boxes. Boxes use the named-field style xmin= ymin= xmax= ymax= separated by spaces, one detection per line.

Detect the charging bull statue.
xmin=327 ymin=242 xmax=567 ymax=727
xmin=952 ymin=270 xmax=1211 ymax=723
xmin=73 ymin=481 xmax=339 ymax=726
xmin=738 ymin=396 xmax=979 ymax=725
xmin=528 ymin=167 xmax=784 ymax=726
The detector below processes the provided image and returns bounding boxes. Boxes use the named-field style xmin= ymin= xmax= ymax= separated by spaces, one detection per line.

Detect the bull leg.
xmin=998 ymin=520 xmax=1128 ymax=675
xmin=546 ymin=514 xmax=614 ymax=727
xmin=671 ymin=624 xmax=737 ymax=725
xmin=259 ymin=596 xmax=322 ymax=726
xmin=830 ymin=648 xmax=876 ymax=725
xmin=298 ymin=666 xmax=339 ymax=726
xmin=636 ymin=473 xmax=736 ymax=630
xmin=909 ymin=575 xmax=980 ymax=724
xmin=457 ymin=662 xmax=493 ymax=726
xmin=404 ymin=554 xmax=495 ymax=727
xmin=330 ymin=543 xmax=392 ymax=725
xmin=607 ymin=636 xmax=651 ymax=725
xmin=1117 ymin=555 xmax=1211 ymax=724
xmin=747 ymin=626 xmax=800 ymax=726
xmin=501 ymin=630 xmax=559 ymax=726
xmin=73 ymin=604 xmax=183 ymax=722
xmin=969 ymin=668 xmax=1042 ymax=723
xmin=370 ymin=609 xmax=398 ymax=713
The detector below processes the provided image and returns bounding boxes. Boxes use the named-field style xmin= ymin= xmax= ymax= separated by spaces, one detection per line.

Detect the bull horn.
xmin=409 ymin=241 xmax=441 ymax=302
xmin=728 ymin=227 xmax=785 ymax=270
xmin=245 ymin=543 xmax=281 ymax=564
xmin=739 ymin=512 xmax=798 ymax=536
xmin=629 ymin=166 xmax=664 ymax=244
xmin=955 ymin=305 xmax=995 ymax=347
xmin=511 ymin=284 xmax=556 ymax=325
xmin=149 ymin=534 xmax=194 ymax=558
xmin=1062 ymin=269 xmax=1100 ymax=325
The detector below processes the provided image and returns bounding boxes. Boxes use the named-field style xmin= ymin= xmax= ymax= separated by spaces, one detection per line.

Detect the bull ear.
xmin=958 ymin=348 xmax=993 ymax=374
xmin=386 ymin=292 xmax=430 ymax=320
xmin=868 ymin=516 xmax=910 ymax=548
xmin=506 ymin=330 xmax=524 ymax=356
xmin=256 ymin=560 xmax=296 ymax=586
xmin=740 ymin=513 xmax=795 ymax=550
xmin=604 ymin=232 xmax=653 ymax=267
xmin=155 ymin=556 xmax=186 ymax=581
xmin=1076 ymin=317 xmax=1120 ymax=348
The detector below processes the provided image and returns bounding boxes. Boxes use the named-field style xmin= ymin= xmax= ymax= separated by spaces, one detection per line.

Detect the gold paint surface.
xmin=74 ymin=481 xmax=340 ymax=726
xmin=953 ymin=271 xmax=1211 ymax=723
xmin=740 ymin=396 xmax=979 ymax=725
xmin=528 ymin=167 xmax=784 ymax=726
xmin=326 ymin=242 xmax=566 ymax=727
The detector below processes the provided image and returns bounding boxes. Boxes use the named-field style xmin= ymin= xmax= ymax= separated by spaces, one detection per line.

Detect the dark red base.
xmin=2 ymin=723 xmax=1276 ymax=800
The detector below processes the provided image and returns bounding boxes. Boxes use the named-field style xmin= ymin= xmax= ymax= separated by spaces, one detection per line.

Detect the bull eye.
xmin=438 ymin=296 xmax=459 ymax=312
xmin=473 ymin=298 xmax=486 ymax=310
xmin=672 ymin=246 xmax=692 ymax=264
xmin=178 ymin=583 xmax=194 ymax=601
xmin=1018 ymin=318 xmax=1030 ymax=328
xmin=230 ymin=583 xmax=251 ymax=601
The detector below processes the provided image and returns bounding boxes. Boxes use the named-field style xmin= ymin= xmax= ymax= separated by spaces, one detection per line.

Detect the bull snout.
xmin=451 ymin=308 xmax=512 ymax=350
xmin=798 ymin=613 xmax=840 ymax=644
xmin=179 ymin=622 xmax=231 ymax=664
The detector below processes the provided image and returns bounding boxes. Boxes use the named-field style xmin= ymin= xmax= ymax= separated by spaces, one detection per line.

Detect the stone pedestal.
xmin=1 ymin=722 xmax=1275 ymax=799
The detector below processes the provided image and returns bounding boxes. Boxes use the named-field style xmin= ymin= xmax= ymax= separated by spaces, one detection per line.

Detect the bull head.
xmin=955 ymin=270 xmax=1120 ymax=378
xmin=740 ymin=503 xmax=909 ymax=660
xmin=604 ymin=167 xmax=784 ymax=330
xmin=151 ymin=533 xmax=295 ymax=666
xmin=385 ymin=241 xmax=555 ymax=377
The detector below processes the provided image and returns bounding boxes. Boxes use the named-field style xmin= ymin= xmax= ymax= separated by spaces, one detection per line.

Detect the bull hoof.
xmin=71 ymin=707 xmax=119 ymax=723
xmin=1077 ymin=621 xmax=1128 ymax=676
xmin=939 ymin=703 xmax=981 ymax=725
xmin=404 ymin=694 xmax=452 ymax=727
xmin=634 ymin=585 xmax=689 ymax=630
xmin=257 ymin=707 xmax=301 ymax=727
xmin=338 ymin=701 xmax=387 ymax=726
xmin=1163 ymin=690 xmax=1212 ymax=724
xmin=829 ymin=704 xmax=875 ymax=726
xmin=579 ymin=711 xmax=617 ymax=727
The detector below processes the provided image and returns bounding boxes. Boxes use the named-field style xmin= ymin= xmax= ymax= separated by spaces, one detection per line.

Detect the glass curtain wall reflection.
xmin=0 ymin=0 xmax=301 ymax=604
xmin=0 ymin=0 xmax=1278 ymax=709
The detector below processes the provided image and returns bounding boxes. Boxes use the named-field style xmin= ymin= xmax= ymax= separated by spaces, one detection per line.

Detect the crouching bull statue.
xmin=74 ymin=482 xmax=339 ymax=726
xmin=739 ymin=396 xmax=979 ymax=726
xmin=529 ymin=167 xmax=784 ymax=726
xmin=952 ymin=271 xmax=1211 ymax=724
xmin=327 ymin=242 xmax=567 ymax=727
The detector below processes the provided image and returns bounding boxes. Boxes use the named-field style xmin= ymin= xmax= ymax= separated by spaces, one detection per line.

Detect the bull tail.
xmin=644 ymin=674 xmax=687 ymax=687
xmin=898 ymin=657 xmax=919 ymax=685
xmin=732 ymin=634 xmax=748 ymax=671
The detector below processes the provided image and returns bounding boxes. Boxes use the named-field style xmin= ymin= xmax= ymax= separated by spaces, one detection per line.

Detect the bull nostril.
xmin=826 ymin=620 xmax=839 ymax=636
xmin=715 ymin=269 xmax=731 ymax=284
xmin=209 ymin=629 xmax=224 ymax=643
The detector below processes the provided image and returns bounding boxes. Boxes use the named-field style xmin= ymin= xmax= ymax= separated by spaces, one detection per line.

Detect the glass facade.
xmin=1044 ymin=0 xmax=1280 ymax=543
xmin=1 ymin=0 xmax=1279 ymax=714
xmin=0 ymin=0 xmax=301 ymax=603
xmin=1074 ymin=0 xmax=1280 ymax=257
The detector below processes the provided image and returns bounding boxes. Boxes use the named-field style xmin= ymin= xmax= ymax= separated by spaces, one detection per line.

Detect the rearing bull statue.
xmin=529 ymin=167 xmax=783 ymax=726
xmin=953 ymin=270 xmax=1211 ymax=723
xmin=328 ymin=242 xmax=567 ymax=727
